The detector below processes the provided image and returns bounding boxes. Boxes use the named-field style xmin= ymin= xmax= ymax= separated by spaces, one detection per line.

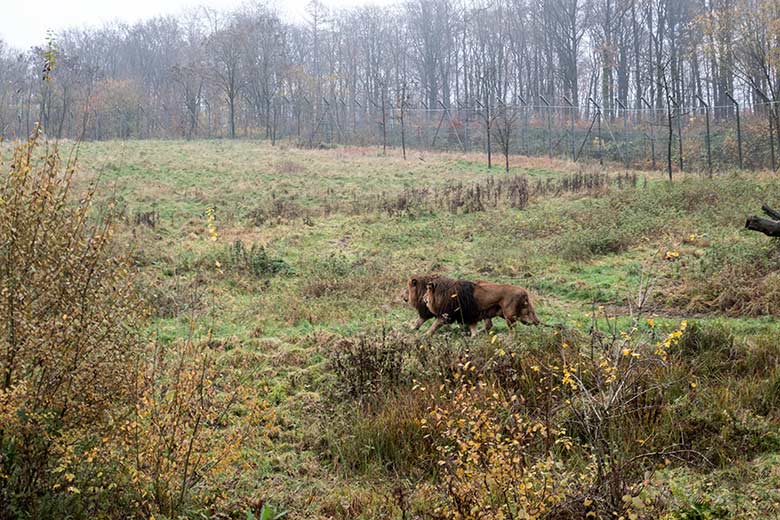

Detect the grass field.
xmin=12 ymin=139 xmax=780 ymax=518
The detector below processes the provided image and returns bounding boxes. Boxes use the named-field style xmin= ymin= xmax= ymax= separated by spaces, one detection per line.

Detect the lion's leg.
xmin=483 ymin=318 xmax=493 ymax=333
xmin=469 ymin=323 xmax=479 ymax=336
xmin=411 ymin=316 xmax=426 ymax=330
xmin=425 ymin=318 xmax=445 ymax=336
xmin=504 ymin=315 xmax=517 ymax=329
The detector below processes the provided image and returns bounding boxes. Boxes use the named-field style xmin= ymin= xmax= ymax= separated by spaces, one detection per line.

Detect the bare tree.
xmin=205 ymin=9 xmax=245 ymax=139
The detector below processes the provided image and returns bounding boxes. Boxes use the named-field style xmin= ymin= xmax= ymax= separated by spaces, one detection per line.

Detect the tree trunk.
xmin=228 ymin=92 xmax=236 ymax=139
xmin=745 ymin=216 xmax=780 ymax=237
xmin=745 ymin=204 xmax=780 ymax=237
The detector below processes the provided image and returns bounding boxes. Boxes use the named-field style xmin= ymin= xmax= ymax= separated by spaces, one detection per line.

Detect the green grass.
xmin=55 ymin=139 xmax=780 ymax=517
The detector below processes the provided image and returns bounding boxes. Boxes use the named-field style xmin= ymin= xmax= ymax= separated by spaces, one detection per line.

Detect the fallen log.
xmin=745 ymin=203 xmax=780 ymax=237
xmin=761 ymin=203 xmax=780 ymax=220
xmin=745 ymin=216 xmax=780 ymax=237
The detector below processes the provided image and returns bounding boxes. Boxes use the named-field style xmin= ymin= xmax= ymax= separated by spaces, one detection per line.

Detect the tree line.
xmin=0 ymin=0 xmax=779 ymax=143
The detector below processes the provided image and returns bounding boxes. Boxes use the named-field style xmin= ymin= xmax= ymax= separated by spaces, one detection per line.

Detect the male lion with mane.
xmin=403 ymin=275 xmax=493 ymax=332
xmin=423 ymin=278 xmax=540 ymax=336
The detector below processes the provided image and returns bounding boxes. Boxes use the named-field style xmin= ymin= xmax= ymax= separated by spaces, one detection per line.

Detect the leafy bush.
xmin=319 ymin=315 xmax=724 ymax=518
xmin=119 ymin=335 xmax=252 ymax=517
xmin=420 ymin=377 xmax=595 ymax=519
xmin=0 ymin=132 xmax=251 ymax=519
xmin=0 ymin=130 xmax=144 ymax=516
xmin=417 ymin=318 xmax=694 ymax=518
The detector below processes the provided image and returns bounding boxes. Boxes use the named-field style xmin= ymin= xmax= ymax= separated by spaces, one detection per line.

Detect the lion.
xmin=403 ymin=274 xmax=442 ymax=331
xmin=423 ymin=278 xmax=540 ymax=336
xmin=403 ymin=275 xmax=493 ymax=332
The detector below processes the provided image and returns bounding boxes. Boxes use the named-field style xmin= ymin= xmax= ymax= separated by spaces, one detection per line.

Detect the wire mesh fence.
xmin=260 ymin=97 xmax=780 ymax=173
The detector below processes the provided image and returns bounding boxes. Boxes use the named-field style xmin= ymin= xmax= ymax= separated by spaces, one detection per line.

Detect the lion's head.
xmin=517 ymin=291 xmax=540 ymax=325
xmin=404 ymin=275 xmax=443 ymax=319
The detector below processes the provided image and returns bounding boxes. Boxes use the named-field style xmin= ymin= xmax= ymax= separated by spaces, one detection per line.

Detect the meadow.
xmin=4 ymin=138 xmax=780 ymax=519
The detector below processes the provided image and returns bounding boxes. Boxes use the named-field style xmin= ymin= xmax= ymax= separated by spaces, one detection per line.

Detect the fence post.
xmin=438 ymin=100 xmax=466 ymax=153
xmin=352 ymin=97 xmax=361 ymax=139
xmin=322 ymin=97 xmax=331 ymax=142
xmin=671 ymin=98 xmax=684 ymax=172
xmin=563 ymin=96 xmax=576 ymax=161
xmin=339 ymin=97 xmax=348 ymax=142
xmin=725 ymin=92 xmax=743 ymax=170
xmin=770 ymin=110 xmax=777 ymax=171
xmin=281 ymin=96 xmax=290 ymax=140
xmin=540 ymin=95 xmax=552 ymax=158
xmin=477 ymin=99 xmax=492 ymax=168
xmin=696 ymin=95 xmax=713 ymax=177
xmin=400 ymin=99 xmax=407 ymax=160
xmin=380 ymin=93 xmax=387 ymax=155
xmin=301 ymin=96 xmax=311 ymax=139
xmin=615 ymin=97 xmax=629 ymax=168
xmin=589 ymin=98 xmax=603 ymax=166
xmin=518 ymin=95 xmax=528 ymax=156
xmin=456 ymin=100 xmax=469 ymax=152
xmin=641 ymin=97 xmax=656 ymax=170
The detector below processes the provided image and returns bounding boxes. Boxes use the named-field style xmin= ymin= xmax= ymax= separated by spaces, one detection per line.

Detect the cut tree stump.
xmin=745 ymin=204 xmax=780 ymax=237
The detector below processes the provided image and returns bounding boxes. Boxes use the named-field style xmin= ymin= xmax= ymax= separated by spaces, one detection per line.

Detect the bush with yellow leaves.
xmin=421 ymin=376 xmax=593 ymax=519
xmin=0 ymin=128 xmax=144 ymax=516
xmin=117 ymin=332 xmax=270 ymax=517
xmin=0 ymin=130 xmax=251 ymax=518
xmin=416 ymin=313 xmax=694 ymax=519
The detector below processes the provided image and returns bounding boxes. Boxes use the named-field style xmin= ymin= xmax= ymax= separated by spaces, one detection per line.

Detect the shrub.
xmin=321 ymin=391 xmax=431 ymax=475
xmin=0 ymin=131 xmax=249 ymax=519
xmin=247 ymin=195 xmax=307 ymax=225
xmin=679 ymin=321 xmax=735 ymax=357
xmin=0 ymin=129 xmax=144 ymax=516
xmin=559 ymin=225 xmax=632 ymax=261
xmin=221 ymin=239 xmax=292 ymax=277
xmin=118 ymin=335 xmax=252 ymax=517
xmin=670 ymin=395 xmax=780 ymax=466
xmin=756 ymin=366 xmax=780 ymax=417
xmin=420 ymin=377 xmax=595 ymax=519
xmin=681 ymin=239 xmax=780 ymax=316
xmin=321 ymin=331 xmax=435 ymax=475
xmin=416 ymin=316 xmax=693 ymax=519
xmin=327 ymin=330 xmax=411 ymax=400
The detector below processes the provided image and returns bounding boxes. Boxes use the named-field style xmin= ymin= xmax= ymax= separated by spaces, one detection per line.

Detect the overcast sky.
xmin=0 ymin=0 xmax=392 ymax=50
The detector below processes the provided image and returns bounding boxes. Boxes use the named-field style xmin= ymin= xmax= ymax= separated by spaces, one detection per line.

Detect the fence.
xmin=255 ymin=96 xmax=780 ymax=173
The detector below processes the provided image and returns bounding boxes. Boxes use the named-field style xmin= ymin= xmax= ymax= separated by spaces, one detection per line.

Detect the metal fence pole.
xmin=696 ymin=95 xmax=712 ymax=177
xmin=671 ymin=98 xmax=684 ymax=172
xmin=563 ymin=96 xmax=576 ymax=161
xmin=540 ymin=95 xmax=552 ymax=158
xmin=770 ymin=110 xmax=777 ymax=171
xmin=519 ymin=95 xmax=528 ymax=156
xmin=725 ymin=92 xmax=743 ymax=170
xmin=589 ymin=98 xmax=603 ymax=166
xmin=380 ymin=94 xmax=387 ymax=154
xmin=615 ymin=97 xmax=629 ymax=168
xmin=463 ymin=103 xmax=470 ymax=152
xmin=641 ymin=97 xmax=656 ymax=170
